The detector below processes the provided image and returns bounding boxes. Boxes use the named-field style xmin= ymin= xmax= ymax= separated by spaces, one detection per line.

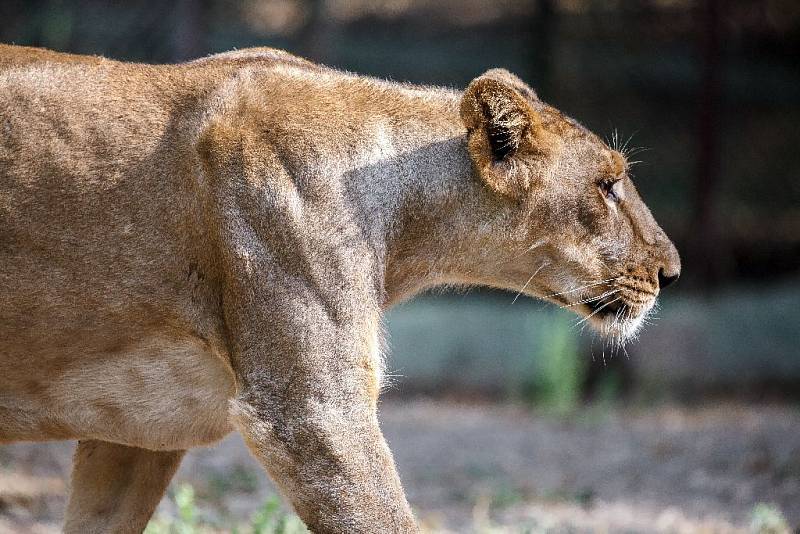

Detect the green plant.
xmin=750 ymin=503 xmax=790 ymax=534
xmin=144 ymin=484 xmax=200 ymax=534
xmin=249 ymin=495 xmax=307 ymax=534
xmin=145 ymin=483 xmax=308 ymax=534
xmin=526 ymin=314 xmax=582 ymax=414
xmin=174 ymin=484 xmax=198 ymax=534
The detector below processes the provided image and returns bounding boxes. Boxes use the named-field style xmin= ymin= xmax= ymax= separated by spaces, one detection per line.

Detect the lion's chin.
xmin=583 ymin=301 xmax=653 ymax=344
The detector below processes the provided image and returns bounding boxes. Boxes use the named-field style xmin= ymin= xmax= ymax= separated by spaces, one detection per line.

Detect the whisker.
xmin=560 ymin=289 xmax=620 ymax=309
xmin=613 ymin=305 xmax=623 ymax=330
xmin=511 ymin=262 xmax=549 ymax=304
xmin=621 ymin=130 xmax=639 ymax=155
xmin=545 ymin=277 xmax=620 ymax=299
xmin=573 ymin=296 xmax=623 ymax=328
xmin=626 ymin=146 xmax=651 ymax=154
xmin=508 ymin=238 xmax=548 ymax=261
xmin=580 ymin=320 xmax=591 ymax=335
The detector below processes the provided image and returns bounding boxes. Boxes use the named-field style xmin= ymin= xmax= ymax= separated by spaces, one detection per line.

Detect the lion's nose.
xmin=656 ymin=237 xmax=681 ymax=290
xmin=657 ymin=267 xmax=679 ymax=289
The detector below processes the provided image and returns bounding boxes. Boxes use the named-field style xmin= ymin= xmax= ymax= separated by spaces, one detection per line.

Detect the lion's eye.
xmin=599 ymin=180 xmax=622 ymax=203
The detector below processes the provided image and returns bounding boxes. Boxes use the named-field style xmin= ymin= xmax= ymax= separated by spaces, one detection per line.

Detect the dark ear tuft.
xmin=460 ymin=77 xmax=532 ymax=162
xmin=485 ymin=103 xmax=519 ymax=161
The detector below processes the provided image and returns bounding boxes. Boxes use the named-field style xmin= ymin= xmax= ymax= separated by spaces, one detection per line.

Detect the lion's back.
xmin=0 ymin=46 xmax=209 ymax=357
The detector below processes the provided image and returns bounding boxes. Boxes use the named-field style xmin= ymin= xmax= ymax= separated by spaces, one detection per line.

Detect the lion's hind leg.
xmin=64 ymin=440 xmax=184 ymax=534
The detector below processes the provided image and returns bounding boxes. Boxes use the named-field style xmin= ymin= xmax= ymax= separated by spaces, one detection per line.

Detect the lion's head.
xmin=456 ymin=69 xmax=680 ymax=342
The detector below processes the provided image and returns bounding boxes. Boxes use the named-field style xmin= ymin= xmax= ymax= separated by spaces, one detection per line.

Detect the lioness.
xmin=0 ymin=44 xmax=680 ymax=533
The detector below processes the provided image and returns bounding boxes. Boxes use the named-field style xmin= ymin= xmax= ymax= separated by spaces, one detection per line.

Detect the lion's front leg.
xmin=220 ymin=270 xmax=417 ymax=532
xmin=233 ymin=391 xmax=417 ymax=533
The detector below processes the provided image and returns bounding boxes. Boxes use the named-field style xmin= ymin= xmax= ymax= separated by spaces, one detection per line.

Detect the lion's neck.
xmin=233 ymin=67 xmax=490 ymax=307
xmin=338 ymin=87 xmax=484 ymax=307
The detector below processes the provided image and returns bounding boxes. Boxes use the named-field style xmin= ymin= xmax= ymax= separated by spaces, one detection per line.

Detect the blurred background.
xmin=1 ymin=1 xmax=799 ymax=532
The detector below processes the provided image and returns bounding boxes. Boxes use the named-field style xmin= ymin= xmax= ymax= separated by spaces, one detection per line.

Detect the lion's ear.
xmin=479 ymin=68 xmax=540 ymax=102
xmin=460 ymin=72 xmax=555 ymax=198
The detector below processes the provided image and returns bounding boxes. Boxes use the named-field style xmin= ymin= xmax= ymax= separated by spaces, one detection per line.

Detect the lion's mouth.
xmin=578 ymin=287 xmax=658 ymax=343
xmin=585 ymin=294 xmax=625 ymax=318
xmin=549 ymin=282 xmax=656 ymax=340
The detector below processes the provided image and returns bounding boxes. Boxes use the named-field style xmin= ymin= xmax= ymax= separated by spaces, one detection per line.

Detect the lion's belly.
xmin=0 ymin=334 xmax=237 ymax=450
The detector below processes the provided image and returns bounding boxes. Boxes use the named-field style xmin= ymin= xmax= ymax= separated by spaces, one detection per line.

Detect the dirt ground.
xmin=1 ymin=400 xmax=798 ymax=533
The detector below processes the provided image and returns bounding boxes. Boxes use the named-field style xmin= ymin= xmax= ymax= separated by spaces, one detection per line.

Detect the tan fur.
xmin=0 ymin=44 xmax=679 ymax=533
xmin=64 ymin=441 xmax=185 ymax=534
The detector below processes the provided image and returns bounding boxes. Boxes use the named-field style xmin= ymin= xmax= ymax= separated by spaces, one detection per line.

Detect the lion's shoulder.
xmin=184 ymin=46 xmax=319 ymax=72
